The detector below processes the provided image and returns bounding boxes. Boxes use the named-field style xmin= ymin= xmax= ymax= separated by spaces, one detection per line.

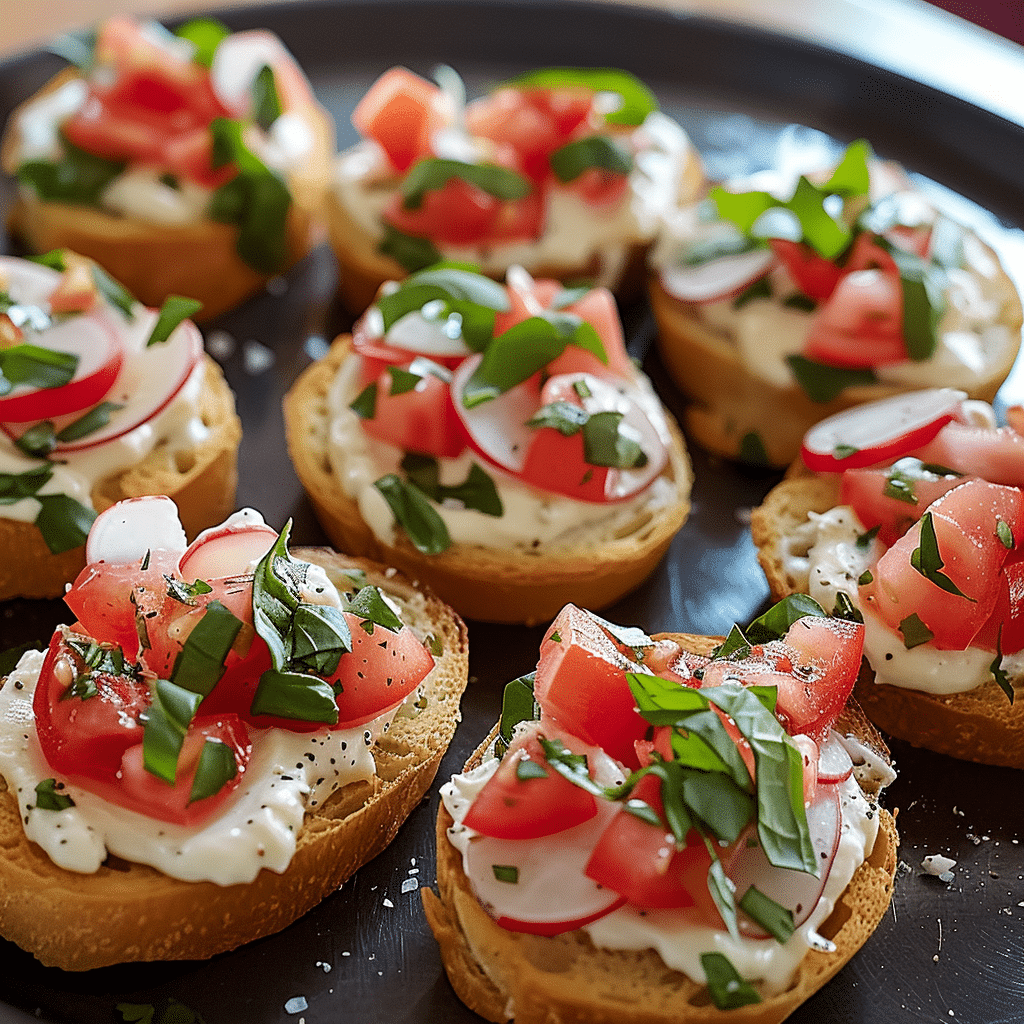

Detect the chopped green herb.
xmin=386 ymin=364 xmax=422 ymax=396
xmin=491 ymin=864 xmax=519 ymax=883
xmin=250 ymin=668 xmax=339 ymax=723
xmin=739 ymin=885 xmax=796 ymax=943
xmin=549 ymin=135 xmax=632 ymax=183
xmin=89 ymin=262 xmax=136 ymax=318
xmin=515 ymin=758 xmax=548 ymax=781
xmin=831 ymin=590 xmax=863 ymax=622
xmin=15 ymin=421 xmax=57 ymax=459
xmin=997 ymin=519 xmax=1014 ymax=550
xmin=0 ymin=344 xmax=77 ymax=395
xmin=17 ymin=137 xmax=125 ymax=207
xmin=343 ymin=584 xmax=404 ymax=633
xmin=883 ymin=466 xmax=919 ymax=505
xmin=56 ymin=401 xmax=124 ymax=443
xmin=858 ymin=569 xmax=874 ymax=586
xmin=400 ymin=158 xmax=531 ymax=211
xmin=378 ymin=224 xmax=441 ymax=273
xmin=373 ymin=473 xmax=452 ymax=554
xmin=497 ymin=672 xmax=539 ymax=757
xmin=732 ymin=276 xmax=773 ymax=309
xmin=170 ymin=600 xmax=244 ymax=698
xmin=738 ymin=431 xmax=770 ymax=466
xmin=700 ymin=952 xmax=762 ymax=1009
xmin=35 ymin=493 xmax=95 ymax=553
xmin=505 ymin=68 xmax=658 ymax=126
xmin=174 ymin=17 xmax=230 ymax=66
xmin=165 ymin=576 xmax=214 ymax=605
xmin=349 ymin=381 xmax=378 ymax=419
xmin=990 ymin=628 xmax=1014 ymax=704
xmin=188 ymin=738 xmax=239 ymax=803
xmin=143 ymin=679 xmax=204 ymax=783
xmin=856 ymin=525 xmax=881 ymax=550
xmin=910 ymin=511 xmax=973 ymax=600
xmin=898 ymin=612 xmax=934 ymax=649
xmin=34 ymin=778 xmax=75 ymax=812
xmin=252 ymin=64 xmax=282 ymax=131
xmin=833 ymin=443 xmax=859 ymax=460
xmin=786 ymin=354 xmax=878 ymax=403
xmin=146 ymin=296 xmax=203 ymax=347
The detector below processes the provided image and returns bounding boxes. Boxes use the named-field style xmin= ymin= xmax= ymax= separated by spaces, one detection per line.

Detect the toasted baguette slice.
xmin=283 ymin=335 xmax=693 ymax=625
xmin=423 ymin=632 xmax=898 ymax=1024
xmin=650 ymin=276 xmax=1022 ymax=469
xmin=0 ymin=356 xmax=240 ymax=601
xmin=0 ymin=549 xmax=468 ymax=972
xmin=751 ymin=474 xmax=1024 ymax=768
xmin=3 ymin=69 xmax=335 ymax=321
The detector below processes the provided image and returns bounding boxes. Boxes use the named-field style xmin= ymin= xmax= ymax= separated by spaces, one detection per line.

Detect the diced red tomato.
xmin=770 ymin=239 xmax=842 ymax=301
xmin=358 ymin=362 xmax=468 ymax=459
xmin=33 ymin=629 xmax=150 ymax=785
xmin=534 ymin=604 xmax=649 ymax=768
xmin=462 ymin=722 xmax=598 ymax=839
xmin=567 ymin=166 xmax=630 ymax=207
xmin=840 ymin=464 xmax=965 ymax=545
xmin=861 ymin=479 xmax=1024 ymax=649
xmin=913 ymin=420 xmax=1024 ymax=489
xmin=584 ymin=773 xmax=719 ymax=915
xmin=352 ymin=67 xmax=450 ymax=173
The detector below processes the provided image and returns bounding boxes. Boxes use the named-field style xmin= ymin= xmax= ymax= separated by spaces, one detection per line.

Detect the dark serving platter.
xmin=1 ymin=2 xmax=1023 ymax=1022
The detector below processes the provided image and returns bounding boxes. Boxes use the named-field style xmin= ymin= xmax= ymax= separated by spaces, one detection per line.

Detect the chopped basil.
xmin=349 ymin=382 xmax=378 ymax=419
xmin=343 ymin=584 xmax=405 ymax=633
xmin=732 ymin=276 xmax=773 ymax=309
xmin=15 ymin=421 xmax=57 ymax=459
xmin=208 ymin=118 xmax=291 ymax=274
xmin=188 ymin=738 xmax=238 ymax=804
xmin=170 ymin=600 xmax=244 ymax=698
xmin=910 ymin=511 xmax=973 ymax=600
xmin=89 ymin=262 xmax=136 ymax=318
xmin=174 ymin=17 xmax=231 ymax=67
xmin=832 ymin=591 xmax=864 ymax=623
xmin=898 ymin=612 xmax=934 ymax=649
xmin=64 ymin=634 xmax=126 ymax=679
xmin=743 ymin=593 xmax=827 ymax=645
xmin=786 ymin=354 xmax=878 ymax=403
xmin=17 ymin=137 xmax=125 ymax=207
xmin=527 ymin=402 xmax=646 ymax=470
xmin=400 ymin=158 xmax=531 ymax=211
xmin=505 ymin=68 xmax=658 ymax=126
xmin=288 ymin=602 xmax=352 ymax=677
xmin=55 ymin=401 xmax=124 ymax=443
xmin=623 ymin=797 xmax=663 ymax=828
xmin=833 ymin=443 xmax=859 ymax=460
xmin=252 ymin=64 xmax=283 ymax=131
xmin=739 ymin=885 xmax=796 ymax=943
xmin=373 ymin=474 xmax=451 ymax=554
xmin=856 ymin=525 xmax=881 ymax=550
xmin=710 ymin=624 xmax=752 ymax=661
xmin=858 ymin=569 xmax=874 ymax=585
xmin=738 ymin=431 xmax=770 ymax=466
xmin=515 ymin=758 xmax=548 ymax=781
xmin=250 ymin=668 xmax=339 ymax=723
xmin=497 ymin=672 xmax=539 ymax=757
xmin=990 ymin=632 xmax=1014 ymax=704
xmin=379 ymin=224 xmax=441 ymax=273
xmin=143 ymin=678 xmax=204 ymax=784
xmin=527 ymin=401 xmax=589 ymax=435
xmin=549 ymin=135 xmax=632 ymax=183
xmin=883 ymin=466 xmax=920 ymax=505
xmin=386 ymin=365 xmax=422 ymax=396
xmin=35 ymin=493 xmax=95 ymax=553
xmin=0 ymin=464 xmax=53 ymax=502
xmin=401 ymin=453 xmax=503 ymax=517
xmin=997 ymin=519 xmax=1015 ymax=550
xmin=700 ymin=951 xmax=762 ymax=1009
xmin=146 ymin=296 xmax=203 ymax=347
xmin=164 ymin=576 xmax=214 ymax=605
xmin=782 ymin=292 xmax=818 ymax=312
xmin=34 ymin=778 xmax=75 ymax=812
xmin=0 ymin=344 xmax=77 ymax=396
xmin=824 ymin=138 xmax=873 ymax=195
xmin=491 ymin=864 xmax=519 ymax=884
xmin=889 ymin=247 xmax=944 ymax=362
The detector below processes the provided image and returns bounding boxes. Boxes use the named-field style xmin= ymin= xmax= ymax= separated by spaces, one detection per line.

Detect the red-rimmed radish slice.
xmin=0 ymin=311 xmax=124 ymax=423
xmin=729 ymin=784 xmax=841 ymax=938
xmin=658 ymin=248 xmax=776 ymax=304
xmin=800 ymin=388 xmax=967 ymax=473
xmin=816 ymin=732 xmax=855 ymax=785
xmin=178 ymin=512 xmax=278 ymax=581
xmin=464 ymin=803 xmax=626 ymax=936
xmin=85 ymin=495 xmax=188 ymax=564
xmin=50 ymin=316 xmax=203 ymax=453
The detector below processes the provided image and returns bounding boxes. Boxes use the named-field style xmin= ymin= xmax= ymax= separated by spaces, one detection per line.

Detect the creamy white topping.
xmin=0 ymin=650 xmax=394 ymax=885
xmin=0 ymin=264 xmax=210 ymax=522
xmin=442 ymin=740 xmax=881 ymax=995
xmin=333 ymin=110 xmax=695 ymax=288
xmin=324 ymin=346 xmax=680 ymax=552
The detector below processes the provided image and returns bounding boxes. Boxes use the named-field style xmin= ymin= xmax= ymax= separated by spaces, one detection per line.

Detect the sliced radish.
xmin=800 ymin=387 xmax=968 ymax=473
xmin=178 ymin=512 xmax=277 ymax=581
xmin=464 ymin=802 xmax=626 ymax=936
xmin=728 ymin=784 xmax=841 ymax=938
xmin=49 ymin=315 xmax=203 ymax=453
xmin=816 ymin=732 xmax=855 ymax=785
xmin=85 ymin=495 xmax=188 ymax=564
xmin=659 ymin=248 xmax=776 ymax=304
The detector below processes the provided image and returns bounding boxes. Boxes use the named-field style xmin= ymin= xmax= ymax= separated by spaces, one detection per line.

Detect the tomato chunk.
xmin=770 ymin=239 xmax=842 ymax=301
xmin=914 ymin=420 xmax=1024 ymax=489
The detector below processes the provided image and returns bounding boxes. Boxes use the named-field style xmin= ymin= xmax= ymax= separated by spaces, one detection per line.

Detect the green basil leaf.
xmin=174 ymin=18 xmax=231 ymax=67
xmin=147 ymin=296 xmax=203 ymax=347
xmin=732 ymin=275 xmax=773 ymax=309
xmin=998 ymin=519 xmax=1015 ymax=550
xmin=527 ymin=401 xmax=589 ymax=435
xmin=349 ymin=382 xmax=378 ymax=419
xmin=711 ymin=186 xmax=777 ymax=235
xmin=856 ymin=525 xmax=881 ymax=550
xmin=31 ymin=250 xmax=68 ymax=272
xmin=739 ymin=885 xmax=796 ymax=943
xmin=492 ymin=864 xmax=519 ymax=883
xmin=701 ymin=952 xmax=762 ymax=1009
xmin=400 ymin=158 xmax=531 ymax=211
xmin=15 ymin=421 xmax=57 ymax=458
xmin=0 ymin=464 xmax=53 ymax=503
xmin=379 ymin=224 xmax=441 ymax=273
xmin=143 ymin=678 xmax=204 ymax=784
xmin=582 ymin=410 xmax=647 ymax=469
xmin=782 ymin=175 xmax=850 ymax=259
xmin=549 ymin=135 xmax=632 ymax=183
xmin=34 ymin=778 xmax=75 ymax=812
xmin=823 ymin=138 xmax=873 ymax=196
xmin=782 ymin=292 xmax=818 ymax=312
xmin=537 ymin=737 xmax=604 ymax=797
xmin=250 ymin=668 xmax=339 ymax=723
xmin=786 ymin=354 xmax=878 ymax=403
xmin=440 ymin=462 xmax=503 ymax=517
xmin=497 ymin=672 xmax=539 ymax=756
xmin=35 ymin=493 xmax=95 ymax=553
xmin=744 ymin=594 xmax=827 ymax=645
xmin=252 ymin=64 xmax=283 ymax=131
xmin=883 ymin=466 xmax=919 ymax=505
xmin=858 ymin=569 xmax=874 ymax=586
xmin=343 ymin=584 xmax=405 ymax=633
xmin=898 ymin=612 xmax=934 ymax=649
xmin=890 ymin=248 xmax=944 ymax=361
xmin=681 ymin=766 xmax=753 ymax=844
xmin=252 ymin=524 xmax=301 ymax=670
xmin=623 ymin=797 xmax=663 ymax=827
xmin=17 ymin=137 xmax=125 ymax=207
xmin=833 ymin=443 xmax=859 ymax=460
xmin=90 ymin=262 xmax=136 ymax=318
xmin=738 ymin=431 xmax=770 ymax=466
xmin=188 ymin=738 xmax=238 ymax=803
xmin=0 ymin=344 xmax=77 ymax=393
xmin=910 ymin=511 xmax=972 ymax=600
xmin=170 ymin=599 xmax=244 ymax=698
xmin=208 ymin=118 xmax=291 ymax=274
xmin=831 ymin=590 xmax=864 ymax=623
xmin=505 ymin=68 xmax=658 ymax=126
xmin=165 ymin=576 xmax=214 ymax=605
xmin=373 ymin=474 xmax=452 ymax=555
xmin=55 ymin=401 xmax=124 ymax=443
xmin=289 ymin=602 xmax=351 ymax=676
xmin=386 ymin=364 xmax=422 ymax=396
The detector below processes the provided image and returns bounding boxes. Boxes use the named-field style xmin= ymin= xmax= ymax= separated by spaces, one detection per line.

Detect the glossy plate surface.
xmin=0 ymin=2 xmax=1022 ymax=1022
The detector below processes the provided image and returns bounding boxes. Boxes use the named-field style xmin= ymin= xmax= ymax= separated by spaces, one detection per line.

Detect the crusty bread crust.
xmin=751 ymin=474 xmax=1024 ymax=768
xmin=283 ymin=335 xmax=693 ymax=625
xmin=3 ymin=70 xmax=335 ymax=321
xmin=649 ymin=265 xmax=1023 ymax=468
xmin=422 ymin=632 xmax=898 ymax=1024
xmin=0 ymin=356 xmax=241 ymax=601
xmin=0 ymin=549 xmax=468 ymax=971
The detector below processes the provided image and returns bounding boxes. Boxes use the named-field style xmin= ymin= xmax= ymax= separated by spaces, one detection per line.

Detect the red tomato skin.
xmin=584 ymin=774 xmax=719 ymax=914
xmin=914 ymin=421 xmax=1024 ymax=489
xmin=384 ymin=177 xmax=499 ymax=247
xmin=861 ymin=479 xmax=1024 ymax=649
xmin=840 ymin=466 xmax=965 ymax=546
xmin=770 ymin=239 xmax=843 ymax=301
xmin=352 ymin=67 xmax=448 ymax=173
xmin=974 ymin=550 xmax=1024 ymax=654
xmin=462 ymin=723 xmax=598 ymax=839
xmin=534 ymin=605 xmax=648 ymax=768
xmin=33 ymin=630 xmax=150 ymax=786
